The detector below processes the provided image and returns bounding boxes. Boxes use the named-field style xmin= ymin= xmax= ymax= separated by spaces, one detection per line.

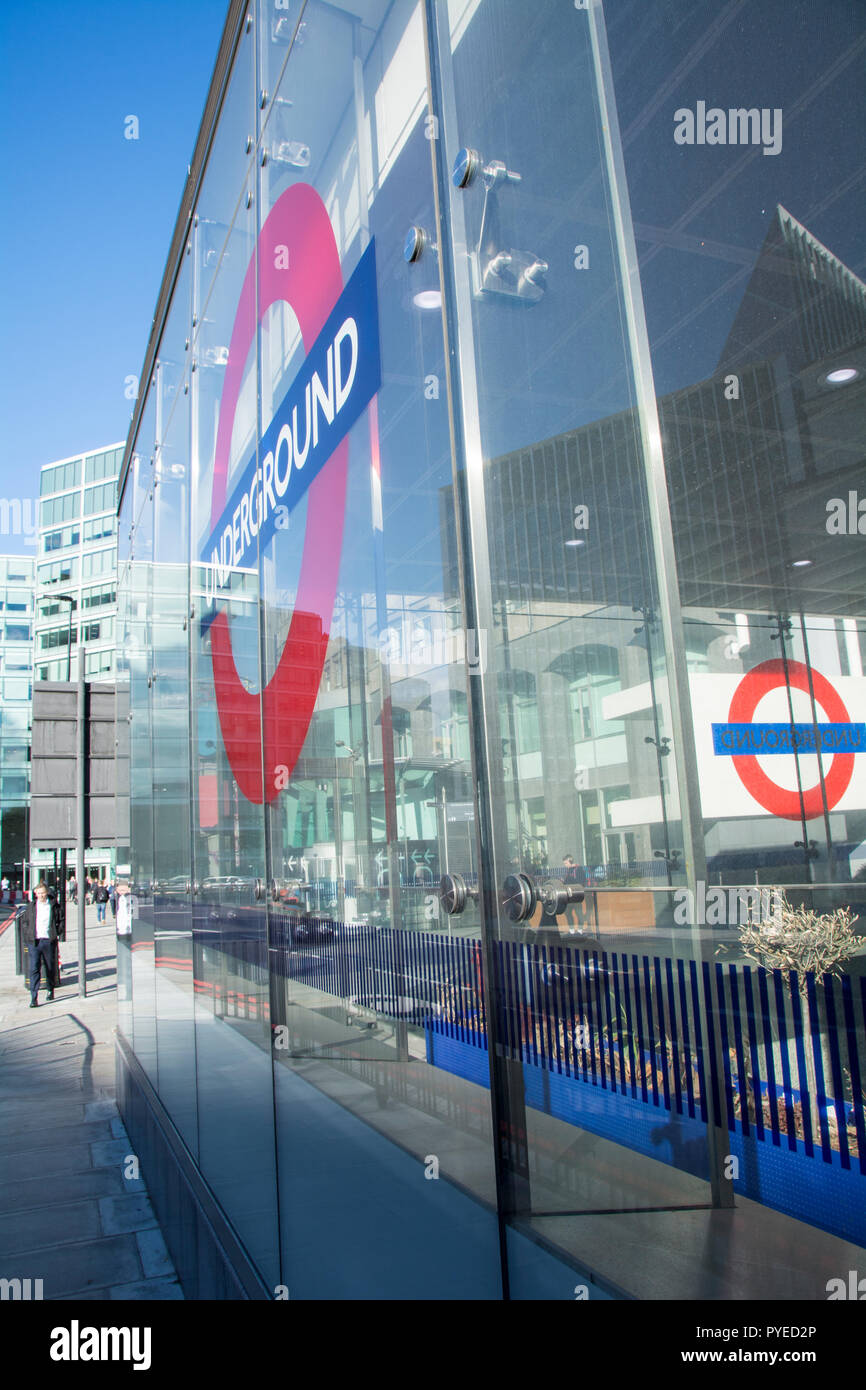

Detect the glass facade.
xmin=34 ymin=443 xmax=122 ymax=683
xmin=0 ymin=555 xmax=34 ymax=885
xmin=117 ymin=0 xmax=866 ymax=1300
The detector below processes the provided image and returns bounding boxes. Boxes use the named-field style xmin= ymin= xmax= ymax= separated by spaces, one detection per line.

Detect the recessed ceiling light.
xmin=791 ymin=559 xmax=813 ymax=567
xmin=565 ymin=539 xmax=585 ymax=547
xmin=413 ymin=290 xmax=442 ymax=310
xmin=824 ymin=367 xmax=858 ymax=385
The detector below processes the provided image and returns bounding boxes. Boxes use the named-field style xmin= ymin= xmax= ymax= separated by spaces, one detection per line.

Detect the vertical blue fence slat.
xmin=664 ymin=956 xmax=682 ymax=1116
xmin=642 ymin=957 xmax=659 ymax=1106
xmin=790 ymin=979 xmax=815 ymax=1158
xmin=842 ymin=975 xmax=866 ymax=1175
xmin=757 ymin=967 xmax=781 ymax=1147
xmin=742 ymin=967 xmax=764 ymax=1142
xmin=632 ymin=955 xmax=649 ymax=1104
xmin=713 ymin=963 xmax=736 ymax=1131
xmin=823 ymin=976 xmax=850 ymax=1170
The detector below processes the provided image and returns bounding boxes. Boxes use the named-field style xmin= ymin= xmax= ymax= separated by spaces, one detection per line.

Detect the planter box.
xmin=425 ymin=1026 xmax=866 ymax=1248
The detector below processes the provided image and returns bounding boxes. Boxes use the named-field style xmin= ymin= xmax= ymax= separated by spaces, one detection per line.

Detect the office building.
xmin=0 ymin=555 xmax=34 ymax=887
xmin=31 ymin=443 xmax=122 ymax=884
xmin=35 ymin=443 xmax=122 ymax=684
xmin=114 ymin=0 xmax=866 ymax=1300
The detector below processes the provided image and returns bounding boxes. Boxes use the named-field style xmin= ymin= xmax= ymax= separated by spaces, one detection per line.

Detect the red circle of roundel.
xmin=208 ymin=184 xmax=349 ymax=804
xmin=727 ymin=658 xmax=854 ymax=820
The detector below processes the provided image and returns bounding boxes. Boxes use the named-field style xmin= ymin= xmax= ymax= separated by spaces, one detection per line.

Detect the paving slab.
xmin=0 ymin=906 xmax=182 ymax=1300
xmin=0 ymin=1167 xmax=127 ymax=1212
xmin=98 ymin=1194 xmax=158 ymax=1237
xmin=0 ymin=1199 xmax=101 ymax=1257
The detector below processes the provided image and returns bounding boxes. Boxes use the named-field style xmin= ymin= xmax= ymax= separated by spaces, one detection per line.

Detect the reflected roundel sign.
xmin=203 ymin=185 xmax=380 ymax=804
xmin=722 ymin=659 xmax=856 ymax=820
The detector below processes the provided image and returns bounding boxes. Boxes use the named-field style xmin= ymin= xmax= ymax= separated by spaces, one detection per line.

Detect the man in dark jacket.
xmin=21 ymin=881 xmax=62 ymax=1007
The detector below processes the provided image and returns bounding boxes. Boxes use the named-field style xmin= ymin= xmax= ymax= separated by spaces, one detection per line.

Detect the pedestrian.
xmin=115 ymin=881 xmax=135 ymax=1002
xmin=109 ymin=880 xmax=117 ymax=919
xmin=21 ymin=881 xmax=62 ymax=1007
xmin=1 ymin=875 xmax=9 ymax=905
xmin=68 ymin=875 xmax=77 ymax=905
xmin=95 ymin=879 xmax=109 ymax=922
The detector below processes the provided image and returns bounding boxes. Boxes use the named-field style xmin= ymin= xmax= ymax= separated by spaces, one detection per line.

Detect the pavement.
xmin=0 ymin=902 xmax=183 ymax=1300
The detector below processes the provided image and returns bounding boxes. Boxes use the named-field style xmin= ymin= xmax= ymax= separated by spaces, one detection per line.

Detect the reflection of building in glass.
xmin=111 ymin=0 xmax=866 ymax=1309
xmin=0 ymin=555 xmax=34 ymax=886
xmin=35 ymin=443 xmax=122 ymax=683
xmin=455 ymin=207 xmax=866 ymax=880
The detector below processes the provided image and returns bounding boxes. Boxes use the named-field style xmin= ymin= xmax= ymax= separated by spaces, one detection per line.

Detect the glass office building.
xmin=115 ymin=0 xmax=866 ymax=1299
xmin=35 ymin=443 xmax=122 ymax=684
xmin=0 ymin=555 xmax=34 ymax=887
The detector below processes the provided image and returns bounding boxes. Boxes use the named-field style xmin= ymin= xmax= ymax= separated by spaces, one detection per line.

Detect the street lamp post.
xmin=54 ymin=593 xmax=76 ymax=932
xmin=55 ymin=592 xmax=75 ymax=682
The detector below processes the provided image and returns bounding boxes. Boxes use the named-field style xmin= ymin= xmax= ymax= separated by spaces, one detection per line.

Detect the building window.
xmin=84 ymin=447 xmax=122 ymax=484
xmin=39 ymin=491 xmax=80 ymax=527
xmin=83 ymin=515 xmax=115 ymax=543
xmin=84 ymin=481 xmax=117 ymax=515
xmin=81 ymin=586 xmax=115 ymax=610
xmin=39 ymin=627 xmax=77 ymax=650
xmin=40 ymin=458 xmax=81 ymax=496
xmin=81 ymin=548 xmax=114 ymax=579
xmin=37 ymin=558 xmax=78 ymax=586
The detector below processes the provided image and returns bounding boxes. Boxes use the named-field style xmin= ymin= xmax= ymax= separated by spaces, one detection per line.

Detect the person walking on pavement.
xmin=95 ymin=879 xmax=109 ymax=923
xmin=115 ymin=881 xmax=135 ymax=1002
xmin=21 ymin=881 xmax=62 ymax=1007
xmin=108 ymin=879 xmax=117 ymax=919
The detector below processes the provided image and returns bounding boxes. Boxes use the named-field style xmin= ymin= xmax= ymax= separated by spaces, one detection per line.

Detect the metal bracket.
xmin=452 ymin=147 xmax=547 ymax=304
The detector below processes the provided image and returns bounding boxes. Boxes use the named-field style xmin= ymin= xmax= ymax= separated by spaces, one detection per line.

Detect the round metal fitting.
xmin=501 ymin=872 xmax=537 ymax=923
xmin=403 ymin=225 xmax=427 ymax=263
xmin=451 ymin=147 xmax=481 ymax=188
xmin=440 ymin=873 xmax=468 ymax=916
xmin=541 ymin=879 xmax=586 ymax=916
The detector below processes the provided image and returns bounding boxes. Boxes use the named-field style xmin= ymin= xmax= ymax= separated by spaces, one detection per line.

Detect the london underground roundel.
xmin=201 ymin=184 xmax=380 ymax=804
xmin=712 ymin=659 xmax=863 ymax=820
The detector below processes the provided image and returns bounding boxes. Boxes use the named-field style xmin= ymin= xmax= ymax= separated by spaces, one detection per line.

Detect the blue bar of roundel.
xmin=712 ymin=721 xmax=866 ymax=754
xmin=201 ymin=239 xmax=381 ymax=574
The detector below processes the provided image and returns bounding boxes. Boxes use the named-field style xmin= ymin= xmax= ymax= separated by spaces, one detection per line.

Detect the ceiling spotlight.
xmin=413 ymin=290 xmax=442 ymax=310
xmin=824 ymin=367 xmax=859 ymax=386
xmin=565 ymin=539 xmax=585 ymax=547
xmin=791 ymin=559 xmax=813 ymax=568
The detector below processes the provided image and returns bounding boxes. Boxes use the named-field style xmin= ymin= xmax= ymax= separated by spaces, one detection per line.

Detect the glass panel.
xmin=428 ymin=0 xmax=711 ymax=1298
xmin=151 ymin=261 xmax=198 ymax=1157
xmin=603 ymin=0 xmax=866 ymax=1298
xmin=128 ymin=453 xmax=157 ymax=1085
xmin=255 ymin=0 xmax=502 ymax=1299
xmin=190 ymin=130 xmax=280 ymax=1285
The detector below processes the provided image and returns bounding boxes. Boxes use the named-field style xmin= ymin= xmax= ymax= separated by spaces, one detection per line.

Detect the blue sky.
xmin=0 ymin=0 xmax=228 ymax=554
